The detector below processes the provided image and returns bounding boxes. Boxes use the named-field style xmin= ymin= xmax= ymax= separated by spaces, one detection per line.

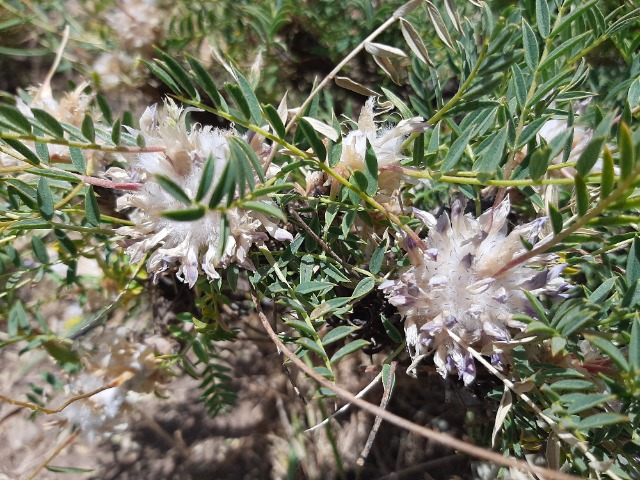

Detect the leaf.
xmin=225 ymin=83 xmax=252 ymax=121
xmin=0 ymin=103 xmax=32 ymax=134
xmin=551 ymin=336 xmax=567 ymax=356
xmin=394 ymin=0 xmax=421 ymax=17
xmin=512 ymin=64 xmax=527 ymax=107
xmin=285 ymin=319 xmax=317 ymax=337
xmin=369 ymin=242 xmax=386 ymax=275
xmin=424 ymin=1 xmax=454 ymax=50
xmin=263 ymin=103 xmax=286 ymax=138
xmin=372 ymin=55 xmax=401 ymax=85
xmin=381 ymin=315 xmax=403 ymax=342
xmin=364 ymin=41 xmax=407 ymax=59
xmin=2 ymin=138 xmax=40 ymax=165
xmin=335 ymin=76 xmax=380 ymax=97
xmin=46 ymin=466 xmax=95 ymax=474
xmin=443 ymin=0 xmax=462 ymax=32
xmin=301 ymin=116 xmax=339 ymax=142
xmin=441 ymin=128 xmax=474 ymax=171
xmin=575 ymin=136 xmax=606 ymax=177
xmin=381 ymin=89 xmax=412 ymax=121
xmin=37 ymin=176 xmax=55 ymax=221
xmin=111 ymin=118 xmax=121 ymax=145
xmin=549 ymin=379 xmax=596 ymax=392
xmin=84 ymin=186 xmax=101 ymax=226
xmin=382 ymin=363 xmax=396 ymax=391
xmin=298 ymin=118 xmax=326 ymax=162
xmin=208 ymin=161 xmax=235 ymax=208
xmin=627 ymin=237 xmax=640 ymax=285
xmin=529 ymin=146 xmax=552 ymax=180
xmin=536 ymin=0 xmax=551 ymax=38
xmin=195 ymin=155 xmax=215 ymax=202
xmin=69 ymin=147 xmax=86 ymax=173
xmin=562 ymin=393 xmax=615 ymax=415
xmin=96 ymin=93 xmax=113 ymax=125
xmin=81 ymin=114 xmax=95 ymax=143
xmin=628 ymin=77 xmax=640 ymax=107
xmin=231 ymin=64 xmax=262 ymax=125
xmin=600 ymin=146 xmax=614 ymax=200
xmin=364 ymin=140 xmax=378 ymax=196
xmin=618 ymin=123 xmax=634 ymax=179
xmin=352 ymin=277 xmax=375 ymax=298
xmin=240 ymin=200 xmax=286 ymax=222
xmin=295 ymin=281 xmax=335 ymax=295
xmin=30 ymin=108 xmax=65 ymax=138
xmin=251 ymin=183 xmax=295 ymax=198
xmin=577 ymin=412 xmax=628 ymax=430
xmin=522 ymin=19 xmax=539 ymax=70
xmin=155 ymin=175 xmax=191 ymax=206
xmin=475 ymin=126 xmax=507 ymax=174
xmin=31 ymin=235 xmax=49 ymax=264
xmin=296 ymin=337 xmax=326 ymax=357
xmin=330 ymin=339 xmax=370 ymax=364
xmin=161 ymin=206 xmax=206 ymax=221
xmin=399 ymin=18 xmax=433 ymax=66
xmin=186 ymin=54 xmax=225 ymax=110
xmin=491 ymin=387 xmax=512 ymax=448
xmin=588 ymin=277 xmax=615 ymax=305
xmin=585 ymin=335 xmax=629 ymax=372
xmin=517 ymin=117 xmax=549 ymax=148
xmin=35 ymin=141 xmax=50 ymax=163
xmin=574 ymin=174 xmax=589 ymax=217
xmin=630 ymin=317 xmax=640 ymax=373
xmin=322 ymin=325 xmax=360 ymax=346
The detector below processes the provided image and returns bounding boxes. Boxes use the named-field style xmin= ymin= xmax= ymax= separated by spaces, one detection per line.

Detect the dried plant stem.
xmin=0 ymin=376 xmax=127 ymax=415
xmin=445 ymin=328 xmax=623 ymax=480
xmin=251 ymin=291 xmax=580 ymax=480
xmin=27 ymin=429 xmax=81 ymax=480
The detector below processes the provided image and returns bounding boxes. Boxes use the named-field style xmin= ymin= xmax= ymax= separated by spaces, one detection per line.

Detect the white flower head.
xmin=116 ymin=99 xmax=292 ymax=287
xmin=381 ymin=199 xmax=567 ymax=384
xmin=60 ymin=328 xmax=167 ymax=441
xmin=333 ymin=97 xmax=425 ymax=199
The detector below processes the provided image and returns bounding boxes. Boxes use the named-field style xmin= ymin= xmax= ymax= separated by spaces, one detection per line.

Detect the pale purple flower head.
xmin=114 ymin=99 xmax=292 ymax=287
xmin=380 ymin=199 xmax=566 ymax=384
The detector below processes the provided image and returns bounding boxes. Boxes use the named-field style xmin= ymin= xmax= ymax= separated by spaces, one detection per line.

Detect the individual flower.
xmin=330 ymin=97 xmax=425 ymax=202
xmin=380 ymin=199 xmax=567 ymax=384
xmin=114 ymin=99 xmax=292 ymax=287
xmin=59 ymin=328 xmax=169 ymax=441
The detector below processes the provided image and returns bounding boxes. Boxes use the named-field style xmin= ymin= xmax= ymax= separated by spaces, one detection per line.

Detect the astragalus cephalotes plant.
xmin=0 ymin=1 xmax=639 ymax=479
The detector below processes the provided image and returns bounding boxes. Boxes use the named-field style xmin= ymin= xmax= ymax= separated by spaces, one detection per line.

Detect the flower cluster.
xmin=113 ymin=99 xmax=292 ymax=287
xmin=92 ymin=0 xmax=164 ymax=89
xmin=380 ymin=199 xmax=567 ymax=384
xmin=60 ymin=328 xmax=169 ymax=440
xmin=0 ymin=82 xmax=94 ymax=167
xmin=328 ymin=97 xmax=425 ymax=203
